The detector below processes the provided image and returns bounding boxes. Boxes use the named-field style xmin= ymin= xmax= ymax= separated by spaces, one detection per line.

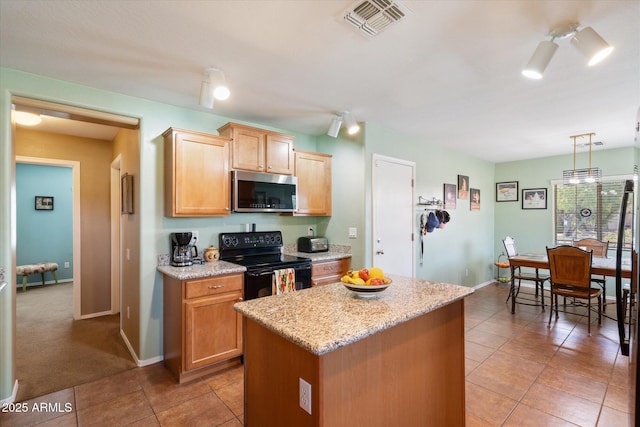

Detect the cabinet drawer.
xmin=185 ymin=274 xmax=243 ymax=299
xmin=312 ymin=258 xmax=351 ymax=276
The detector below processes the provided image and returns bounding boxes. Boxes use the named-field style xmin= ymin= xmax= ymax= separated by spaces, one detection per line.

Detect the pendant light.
xmin=563 ymin=132 xmax=601 ymax=185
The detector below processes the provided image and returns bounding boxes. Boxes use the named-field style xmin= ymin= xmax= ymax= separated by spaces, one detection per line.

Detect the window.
xmin=553 ymin=178 xmax=635 ymax=250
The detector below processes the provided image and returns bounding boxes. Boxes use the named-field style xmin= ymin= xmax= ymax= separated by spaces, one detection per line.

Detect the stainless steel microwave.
xmin=232 ymin=170 xmax=297 ymax=213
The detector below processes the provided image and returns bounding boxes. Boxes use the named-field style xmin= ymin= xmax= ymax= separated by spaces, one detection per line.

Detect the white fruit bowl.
xmin=343 ymin=280 xmax=391 ymax=298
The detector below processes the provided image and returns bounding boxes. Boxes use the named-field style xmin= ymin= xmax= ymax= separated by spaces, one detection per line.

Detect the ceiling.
xmin=1 ymin=0 xmax=639 ymax=163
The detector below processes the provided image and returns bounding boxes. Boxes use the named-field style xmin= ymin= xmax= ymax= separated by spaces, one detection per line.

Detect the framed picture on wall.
xmin=443 ymin=183 xmax=457 ymax=209
xmin=496 ymin=181 xmax=518 ymax=202
xmin=522 ymin=188 xmax=547 ymax=210
xmin=457 ymin=175 xmax=469 ymax=199
xmin=35 ymin=196 xmax=54 ymax=211
xmin=470 ymin=188 xmax=480 ymax=211
xmin=121 ymin=173 xmax=134 ymax=214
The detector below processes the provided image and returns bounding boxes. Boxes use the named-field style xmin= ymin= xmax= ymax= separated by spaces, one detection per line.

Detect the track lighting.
xmin=199 ymin=68 xmax=230 ymax=109
xmin=326 ymin=112 xmax=360 ymax=137
xmin=522 ymin=23 xmax=613 ymax=79
xmin=327 ymin=116 xmax=343 ymax=138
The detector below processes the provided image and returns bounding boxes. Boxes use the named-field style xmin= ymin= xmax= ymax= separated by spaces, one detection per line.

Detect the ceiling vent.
xmin=342 ymin=0 xmax=409 ymax=37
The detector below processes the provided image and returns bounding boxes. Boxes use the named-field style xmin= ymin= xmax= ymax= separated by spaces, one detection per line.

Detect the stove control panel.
xmin=219 ymin=231 xmax=283 ymax=249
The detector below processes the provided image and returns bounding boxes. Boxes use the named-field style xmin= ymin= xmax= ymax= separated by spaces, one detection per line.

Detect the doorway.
xmin=372 ymin=154 xmax=416 ymax=277
xmin=11 ymin=97 xmax=139 ymax=400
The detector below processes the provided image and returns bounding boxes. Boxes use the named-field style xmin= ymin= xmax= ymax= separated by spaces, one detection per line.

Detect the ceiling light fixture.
xmin=563 ymin=132 xmax=602 ymax=185
xmin=13 ymin=110 xmax=42 ymax=126
xmin=522 ymin=23 xmax=613 ymax=79
xmin=199 ymin=68 xmax=230 ymax=109
xmin=326 ymin=112 xmax=360 ymax=137
xmin=327 ymin=115 xmax=343 ymax=138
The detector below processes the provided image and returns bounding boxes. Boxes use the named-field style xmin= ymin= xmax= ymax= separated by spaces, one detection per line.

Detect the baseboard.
xmin=120 ymin=329 xmax=163 ymax=367
xmin=0 ymin=380 xmax=18 ymax=404
xmin=78 ymin=310 xmax=112 ymax=320
xmin=472 ymin=280 xmax=497 ymax=290
xmin=18 ymin=278 xmax=73 ymax=289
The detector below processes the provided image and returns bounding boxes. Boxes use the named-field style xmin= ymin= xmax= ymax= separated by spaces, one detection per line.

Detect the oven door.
xmin=245 ymin=264 xmax=311 ymax=300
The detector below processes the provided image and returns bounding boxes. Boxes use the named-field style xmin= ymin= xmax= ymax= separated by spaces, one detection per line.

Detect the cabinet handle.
xmin=259 ymin=164 xmax=264 ymax=169
xmin=268 ymin=165 xmax=272 ymax=169
xmin=208 ymin=284 xmax=225 ymax=289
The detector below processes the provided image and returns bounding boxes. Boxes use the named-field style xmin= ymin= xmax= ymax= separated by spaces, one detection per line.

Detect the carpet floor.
xmin=16 ymin=282 xmax=136 ymax=402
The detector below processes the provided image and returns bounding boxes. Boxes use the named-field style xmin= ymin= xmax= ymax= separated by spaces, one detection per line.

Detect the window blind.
xmin=553 ymin=177 xmax=635 ymax=250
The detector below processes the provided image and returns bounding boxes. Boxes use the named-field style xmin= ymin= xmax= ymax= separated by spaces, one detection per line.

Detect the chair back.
xmin=573 ymin=238 xmax=609 ymax=258
xmin=546 ymin=245 xmax=593 ymax=288
xmin=503 ymin=236 xmax=519 ymax=258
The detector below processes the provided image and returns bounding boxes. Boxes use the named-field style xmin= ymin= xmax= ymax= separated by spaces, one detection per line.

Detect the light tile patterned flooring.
xmin=1 ymin=283 xmax=634 ymax=426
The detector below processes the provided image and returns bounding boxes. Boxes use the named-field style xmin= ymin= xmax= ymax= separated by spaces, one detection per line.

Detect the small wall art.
xmin=522 ymin=188 xmax=547 ymax=210
xmin=443 ymin=183 xmax=457 ymax=209
xmin=470 ymin=188 xmax=480 ymax=211
xmin=457 ymin=175 xmax=469 ymax=199
xmin=496 ymin=181 xmax=518 ymax=202
xmin=121 ymin=173 xmax=134 ymax=214
xmin=35 ymin=196 xmax=54 ymax=210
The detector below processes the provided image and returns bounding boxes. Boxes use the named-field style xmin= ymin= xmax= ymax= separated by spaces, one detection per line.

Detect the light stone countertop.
xmin=157 ymin=260 xmax=246 ymax=280
xmin=234 ymin=275 xmax=474 ymax=355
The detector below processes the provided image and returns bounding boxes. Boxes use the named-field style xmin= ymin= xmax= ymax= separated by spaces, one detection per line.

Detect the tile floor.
xmin=1 ymin=283 xmax=634 ymax=426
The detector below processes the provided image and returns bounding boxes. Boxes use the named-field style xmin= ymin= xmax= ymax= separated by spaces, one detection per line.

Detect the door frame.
xmin=16 ymin=156 xmax=82 ymax=319
xmin=110 ymin=155 xmax=121 ymax=316
xmin=371 ymin=153 xmax=416 ymax=277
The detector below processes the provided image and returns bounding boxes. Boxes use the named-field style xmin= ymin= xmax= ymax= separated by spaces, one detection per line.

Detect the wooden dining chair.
xmin=546 ymin=245 xmax=601 ymax=335
xmin=574 ymin=238 xmax=609 ymax=310
xmin=503 ymin=236 xmax=548 ymax=308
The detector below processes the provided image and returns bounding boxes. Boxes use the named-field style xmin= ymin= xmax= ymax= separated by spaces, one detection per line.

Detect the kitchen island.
xmin=234 ymin=276 xmax=473 ymax=426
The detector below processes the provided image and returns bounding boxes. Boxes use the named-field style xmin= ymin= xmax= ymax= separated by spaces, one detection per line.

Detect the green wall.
xmin=16 ymin=164 xmax=73 ymax=283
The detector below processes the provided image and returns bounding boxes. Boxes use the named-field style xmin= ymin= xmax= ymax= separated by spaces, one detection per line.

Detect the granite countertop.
xmin=157 ymin=260 xmax=246 ymax=280
xmin=234 ymin=276 xmax=473 ymax=355
xmin=285 ymin=251 xmax=352 ymax=262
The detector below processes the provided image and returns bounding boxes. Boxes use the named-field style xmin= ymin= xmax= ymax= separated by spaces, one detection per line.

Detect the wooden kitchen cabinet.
xmin=218 ymin=122 xmax=294 ymax=175
xmin=163 ymin=273 xmax=243 ymax=383
xmin=294 ymin=149 xmax=332 ymax=216
xmin=311 ymin=257 xmax=351 ymax=287
xmin=163 ymin=127 xmax=231 ymax=217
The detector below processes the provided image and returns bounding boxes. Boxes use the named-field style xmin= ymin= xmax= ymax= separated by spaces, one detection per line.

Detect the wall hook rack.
xmin=417 ymin=196 xmax=443 ymax=209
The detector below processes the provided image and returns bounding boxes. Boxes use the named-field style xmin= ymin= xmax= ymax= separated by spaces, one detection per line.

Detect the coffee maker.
xmin=170 ymin=232 xmax=197 ymax=267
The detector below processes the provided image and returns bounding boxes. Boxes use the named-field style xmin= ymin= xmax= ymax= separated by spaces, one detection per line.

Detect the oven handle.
xmin=246 ymin=269 xmax=274 ymax=277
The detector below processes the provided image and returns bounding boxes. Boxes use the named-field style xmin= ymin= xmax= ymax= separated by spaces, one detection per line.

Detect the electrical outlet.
xmin=348 ymin=227 xmax=357 ymax=239
xmin=190 ymin=231 xmax=199 ymax=246
xmin=64 ymin=262 xmax=70 ymax=268
xmin=308 ymin=227 xmax=314 ymax=237
xmin=299 ymin=378 xmax=312 ymax=414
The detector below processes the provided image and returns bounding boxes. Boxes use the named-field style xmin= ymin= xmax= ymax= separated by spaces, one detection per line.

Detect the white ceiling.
xmin=1 ymin=0 xmax=639 ymax=162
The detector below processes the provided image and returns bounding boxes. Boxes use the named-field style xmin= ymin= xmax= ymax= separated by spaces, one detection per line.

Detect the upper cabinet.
xmin=163 ymin=127 xmax=231 ymax=217
xmin=294 ymin=149 xmax=332 ymax=216
xmin=218 ymin=122 xmax=294 ymax=175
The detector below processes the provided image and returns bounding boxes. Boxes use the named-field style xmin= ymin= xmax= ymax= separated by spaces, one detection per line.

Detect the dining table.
xmin=507 ymin=252 xmax=632 ymax=314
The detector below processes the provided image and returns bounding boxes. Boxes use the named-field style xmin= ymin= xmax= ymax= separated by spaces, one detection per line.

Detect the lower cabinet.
xmin=163 ymin=273 xmax=244 ymax=383
xmin=311 ymin=257 xmax=351 ymax=287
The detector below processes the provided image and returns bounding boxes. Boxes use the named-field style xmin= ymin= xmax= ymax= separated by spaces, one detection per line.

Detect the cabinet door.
xmin=266 ymin=134 xmax=294 ymax=175
xmin=184 ymin=290 xmax=243 ymax=371
xmin=295 ymin=150 xmax=332 ymax=216
xmin=232 ymin=127 xmax=265 ymax=172
xmin=165 ymin=129 xmax=231 ymax=216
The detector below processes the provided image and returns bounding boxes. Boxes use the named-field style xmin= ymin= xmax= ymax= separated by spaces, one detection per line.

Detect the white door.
xmin=372 ymin=154 xmax=415 ymax=277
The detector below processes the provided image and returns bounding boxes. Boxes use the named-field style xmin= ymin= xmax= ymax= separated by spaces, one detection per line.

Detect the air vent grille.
xmin=343 ymin=0 xmax=409 ymax=37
